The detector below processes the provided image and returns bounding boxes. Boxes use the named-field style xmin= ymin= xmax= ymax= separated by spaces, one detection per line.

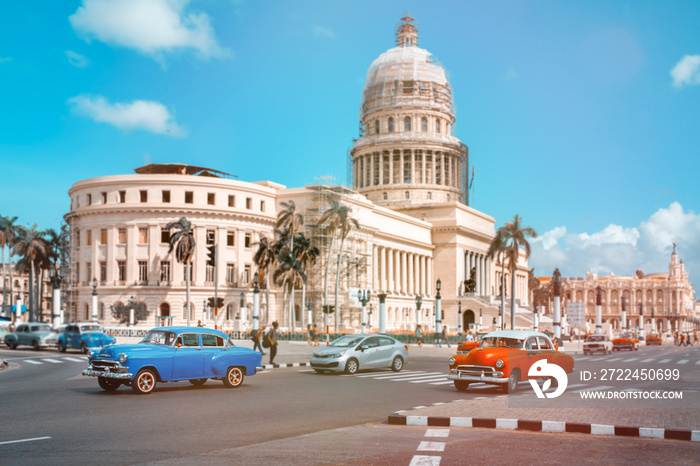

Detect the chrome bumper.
xmin=446 ymin=368 xmax=507 ymax=384
xmin=82 ymin=368 xmax=133 ymax=380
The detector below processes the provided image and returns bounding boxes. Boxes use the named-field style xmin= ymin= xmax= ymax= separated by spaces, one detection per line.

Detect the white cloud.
xmin=529 ymin=202 xmax=700 ymax=288
xmin=670 ymin=55 xmax=700 ymax=87
xmin=65 ymin=50 xmax=90 ymax=68
xmin=68 ymin=94 xmax=186 ymax=136
xmin=313 ymin=25 xmax=337 ymax=40
xmin=69 ymin=0 xmax=230 ymax=60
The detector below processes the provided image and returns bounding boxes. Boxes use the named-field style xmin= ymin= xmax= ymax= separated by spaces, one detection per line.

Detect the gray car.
xmin=4 ymin=323 xmax=55 ymax=350
xmin=310 ymin=334 xmax=408 ymax=374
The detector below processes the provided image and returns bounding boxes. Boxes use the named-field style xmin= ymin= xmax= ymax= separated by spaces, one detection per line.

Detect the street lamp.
xmin=253 ymin=272 xmax=260 ymax=331
xmin=358 ymin=289 xmax=370 ymax=333
xmin=435 ymin=278 xmax=442 ymax=332
xmin=415 ymin=295 xmax=422 ymax=328
xmin=239 ymin=291 xmax=245 ymax=321
xmin=479 ymin=308 xmax=483 ymax=330
xmin=457 ymin=300 xmax=462 ymax=334
xmin=368 ymin=303 xmax=373 ymax=330
xmin=91 ymin=277 xmax=98 ymax=322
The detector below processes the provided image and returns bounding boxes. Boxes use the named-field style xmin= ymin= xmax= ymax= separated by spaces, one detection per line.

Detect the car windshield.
xmin=621 ymin=334 xmax=632 ymax=339
xmin=480 ymin=337 xmax=523 ymax=349
xmin=31 ymin=324 xmax=51 ymax=332
xmin=141 ymin=330 xmax=177 ymax=346
xmin=330 ymin=335 xmax=366 ymax=348
xmin=586 ymin=335 xmax=605 ymax=342
xmin=80 ymin=325 xmax=102 ymax=332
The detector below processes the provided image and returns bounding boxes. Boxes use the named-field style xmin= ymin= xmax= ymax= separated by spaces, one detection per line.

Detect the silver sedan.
xmin=310 ymin=334 xmax=409 ymax=374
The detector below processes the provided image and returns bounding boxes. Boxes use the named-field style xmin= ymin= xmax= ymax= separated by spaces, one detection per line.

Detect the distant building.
xmin=63 ymin=17 xmax=534 ymax=331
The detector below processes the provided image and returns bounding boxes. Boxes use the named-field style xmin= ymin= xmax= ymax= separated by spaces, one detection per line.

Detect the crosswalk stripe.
xmin=63 ymin=357 xmax=87 ymax=362
xmin=24 ymin=360 xmax=42 ymax=365
xmin=409 ymin=377 xmax=449 ymax=384
xmin=376 ymin=372 xmax=444 ymax=380
xmin=392 ymin=374 xmax=447 ymax=382
xmin=608 ymin=358 xmax=622 ymax=361
xmin=623 ymin=358 xmax=638 ymax=362
xmin=430 ymin=380 xmax=455 ymax=385
xmin=588 ymin=357 xmax=606 ymax=361
xmin=696 ymin=360 xmax=700 ymax=365
xmin=677 ymin=359 xmax=689 ymax=364
xmin=42 ymin=359 xmax=63 ymax=364
xmin=355 ymin=370 xmax=425 ymax=378
xmin=641 ymin=358 xmax=655 ymax=362
xmin=658 ymin=359 xmax=671 ymax=363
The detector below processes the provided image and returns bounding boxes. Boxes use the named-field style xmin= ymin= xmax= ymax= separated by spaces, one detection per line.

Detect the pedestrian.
xmin=415 ymin=325 xmax=423 ymax=347
xmin=266 ymin=321 xmax=279 ymax=364
xmin=680 ymin=333 xmax=685 ymax=346
xmin=197 ymin=320 xmax=203 ymax=327
xmin=674 ymin=332 xmax=679 ymax=346
xmin=312 ymin=324 xmax=319 ymax=346
xmin=252 ymin=327 xmax=265 ymax=354
xmin=439 ymin=327 xmax=451 ymax=348
xmin=306 ymin=324 xmax=313 ymax=346
xmin=466 ymin=331 xmax=474 ymax=342
xmin=695 ymin=332 xmax=698 ymax=344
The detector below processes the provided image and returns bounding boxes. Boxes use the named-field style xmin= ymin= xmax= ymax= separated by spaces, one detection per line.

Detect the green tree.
xmin=272 ymin=250 xmax=305 ymax=329
xmin=13 ymin=224 xmax=49 ymax=322
xmin=489 ymin=215 xmax=537 ymax=330
xmin=166 ymin=217 xmax=195 ymax=326
xmin=276 ymin=201 xmax=304 ymax=328
xmin=253 ymin=234 xmax=279 ymax=325
xmin=294 ymin=232 xmax=319 ymax=329
xmin=0 ymin=216 xmax=18 ymax=318
xmin=111 ymin=297 xmax=149 ymax=325
xmin=318 ymin=199 xmax=359 ymax=331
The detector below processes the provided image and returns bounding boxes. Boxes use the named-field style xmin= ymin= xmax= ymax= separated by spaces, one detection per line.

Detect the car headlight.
xmin=87 ymin=349 xmax=94 ymax=359
xmin=448 ymin=357 xmax=456 ymax=366
xmin=331 ymin=350 xmax=346 ymax=358
xmin=495 ymin=359 xmax=505 ymax=369
xmin=119 ymin=353 xmax=128 ymax=364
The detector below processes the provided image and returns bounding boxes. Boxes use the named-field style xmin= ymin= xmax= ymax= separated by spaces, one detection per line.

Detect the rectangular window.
xmin=101 ymin=229 xmax=107 ymax=244
xmin=101 ymin=192 xmax=107 ymax=204
xmin=228 ymin=195 xmax=235 ymax=207
xmin=100 ymin=261 xmax=106 ymax=282
xmin=160 ymin=261 xmax=171 ymax=282
xmin=260 ymin=200 xmax=265 ymax=212
xmin=75 ymin=229 xmax=80 ymax=247
xmin=207 ymin=193 xmax=215 ymax=205
xmin=206 ymin=229 xmax=215 ymax=245
xmin=86 ymin=230 xmax=92 ymax=246
xmin=76 ymin=263 xmax=80 ymax=284
xmin=244 ymin=233 xmax=251 ymax=248
xmin=373 ymin=154 xmax=379 ymax=185
xmin=87 ymin=193 xmax=92 ymax=205
xmin=118 ymin=261 xmax=126 ymax=282
xmin=140 ymin=190 xmax=148 ymax=203
xmin=227 ymin=231 xmax=235 ymax=246
xmin=138 ymin=260 xmax=148 ymax=283
xmin=162 ymin=190 xmax=170 ymax=203
xmin=138 ymin=227 xmax=148 ymax=244
xmin=161 ymin=228 xmax=170 ymax=244
xmin=243 ymin=264 xmax=251 ymax=285
xmin=118 ymin=190 xmax=126 ymax=203
xmin=185 ymin=191 xmax=193 ymax=204
xmin=205 ymin=265 xmax=214 ymax=282
xmin=226 ymin=263 xmax=236 ymax=284
xmin=86 ymin=263 xmax=92 ymax=283
xmin=118 ymin=228 xmax=126 ymax=244
xmin=246 ymin=197 xmax=252 ymax=209
xmin=183 ymin=264 xmax=193 ymax=282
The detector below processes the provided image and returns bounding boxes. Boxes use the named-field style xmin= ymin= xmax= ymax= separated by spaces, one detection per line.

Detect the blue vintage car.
xmin=58 ymin=322 xmax=116 ymax=353
xmin=4 ymin=322 xmax=55 ymax=350
xmin=82 ymin=326 xmax=263 ymax=394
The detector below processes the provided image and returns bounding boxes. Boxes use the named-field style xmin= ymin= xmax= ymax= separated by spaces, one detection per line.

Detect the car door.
xmin=377 ymin=337 xmax=397 ymax=367
xmin=357 ymin=337 xmax=382 ymax=368
xmin=67 ymin=325 xmax=79 ymax=348
xmin=200 ymin=333 xmax=225 ymax=376
xmin=17 ymin=324 xmax=28 ymax=345
xmin=172 ymin=333 xmax=205 ymax=379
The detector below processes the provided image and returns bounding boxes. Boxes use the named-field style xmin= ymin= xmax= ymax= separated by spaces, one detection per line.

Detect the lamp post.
xmin=378 ymin=293 xmax=387 ymax=333
xmin=457 ymin=301 xmax=462 ymax=334
xmin=253 ymin=272 xmax=260 ymax=331
xmin=651 ymin=306 xmax=655 ymax=333
xmin=595 ymin=285 xmax=602 ymax=334
xmin=435 ymin=278 xmax=442 ymax=333
xmin=239 ymin=291 xmax=245 ymax=323
xmin=533 ymin=306 xmax=539 ymax=332
xmin=368 ymin=303 xmax=373 ymax=330
xmin=306 ymin=297 xmax=315 ymax=329
xmin=552 ymin=268 xmax=562 ymax=338
xmin=49 ymin=266 xmax=61 ymax=327
xmin=128 ymin=296 xmax=135 ymax=327
xmin=479 ymin=308 xmax=482 ymax=331
xmin=91 ymin=277 xmax=98 ymax=322
xmin=358 ymin=289 xmax=370 ymax=334
xmin=415 ymin=295 xmax=422 ymax=328
xmin=621 ymin=296 xmax=627 ymax=333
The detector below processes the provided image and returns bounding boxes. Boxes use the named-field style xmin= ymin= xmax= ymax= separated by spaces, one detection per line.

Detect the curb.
xmin=387 ymin=414 xmax=700 ymax=442
xmin=261 ymin=362 xmax=311 ymax=370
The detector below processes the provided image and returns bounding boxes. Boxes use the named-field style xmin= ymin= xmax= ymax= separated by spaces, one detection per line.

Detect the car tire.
xmin=189 ymin=378 xmax=207 ymax=386
xmin=314 ymin=369 xmax=326 ymax=374
xmin=344 ymin=358 xmax=359 ymax=375
xmin=8 ymin=341 xmax=16 ymax=350
xmin=58 ymin=341 xmax=66 ymax=353
xmin=98 ymin=377 xmax=121 ymax=391
xmin=32 ymin=340 xmax=40 ymax=351
xmin=132 ymin=369 xmax=157 ymax=394
xmin=391 ymin=356 xmax=404 ymax=372
xmin=454 ymin=380 xmax=470 ymax=391
xmin=583 ymin=351 xmax=588 ymax=356
xmin=504 ymin=369 xmax=519 ymax=393
xmin=223 ymin=367 xmax=244 ymax=388
xmin=80 ymin=343 xmax=88 ymax=354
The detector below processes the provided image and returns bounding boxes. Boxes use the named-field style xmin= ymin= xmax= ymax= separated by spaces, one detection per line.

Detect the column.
xmin=387 ymin=248 xmax=394 ymax=292
xmin=401 ymin=251 xmax=407 ymax=293
xmin=407 ymin=253 xmax=414 ymax=295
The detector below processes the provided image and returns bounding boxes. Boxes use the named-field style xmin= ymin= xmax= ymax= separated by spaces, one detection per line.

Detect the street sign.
xmin=567 ymin=302 xmax=585 ymax=327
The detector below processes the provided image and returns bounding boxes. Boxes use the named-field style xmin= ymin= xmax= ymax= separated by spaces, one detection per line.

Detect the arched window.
xmin=435 ymin=119 xmax=441 ymax=133
xmin=421 ymin=117 xmax=427 ymax=132
xmin=375 ymin=120 xmax=380 ymax=134
xmin=404 ymin=117 xmax=411 ymax=131
xmin=388 ymin=117 xmax=394 ymax=133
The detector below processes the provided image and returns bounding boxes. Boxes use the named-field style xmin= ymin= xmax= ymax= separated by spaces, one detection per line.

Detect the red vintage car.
xmin=645 ymin=334 xmax=662 ymax=346
xmin=612 ymin=333 xmax=638 ymax=351
xmin=456 ymin=332 xmax=489 ymax=353
xmin=447 ymin=330 xmax=575 ymax=392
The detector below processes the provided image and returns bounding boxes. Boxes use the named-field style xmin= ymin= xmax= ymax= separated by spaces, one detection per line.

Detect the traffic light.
xmin=207 ymin=297 xmax=224 ymax=309
xmin=322 ymin=305 xmax=335 ymax=314
xmin=206 ymin=244 xmax=216 ymax=266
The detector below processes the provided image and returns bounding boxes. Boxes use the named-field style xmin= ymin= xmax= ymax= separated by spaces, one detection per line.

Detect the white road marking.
xmin=24 ymin=360 xmax=42 ymax=365
xmin=0 ymin=436 xmax=51 ymax=446
xmin=409 ymin=377 xmax=449 ymax=384
xmin=42 ymin=359 xmax=63 ymax=364
xmin=63 ymin=357 xmax=87 ymax=362
xmin=425 ymin=429 xmax=450 ymax=438
xmin=409 ymin=455 xmax=441 ymax=466
xmin=417 ymin=441 xmax=445 ymax=452
xmin=658 ymin=359 xmax=671 ymax=363
xmin=641 ymin=358 xmax=655 ymax=362
xmin=677 ymin=359 xmax=689 ymax=364
xmin=608 ymin=358 xmax=622 ymax=362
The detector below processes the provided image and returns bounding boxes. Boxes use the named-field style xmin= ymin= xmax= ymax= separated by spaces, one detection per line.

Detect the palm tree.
xmin=166 ymin=217 xmax=196 ymax=326
xmin=13 ymin=224 xmax=49 ymax=322
xmin=272 ymin=250 xmax=305 ymax=329
xmin=487 ymin=228 xmax=507 ymax=329
xmin=276 ymin=201 xmax=304 ymax=328
xmin=0 ymin=216 xmax=18 ymax=318
xmin=253 ymin=235 xmax=279 ymax=325
xmin=318 ymin=199 xmax=359 ymax=331
xmin=489 ymin=215 xmax=537 ymax=330
xmin=294 ymin=232 xmax=319 ymax=329
xmin=44 ymin=226 xmax=68 ymax=322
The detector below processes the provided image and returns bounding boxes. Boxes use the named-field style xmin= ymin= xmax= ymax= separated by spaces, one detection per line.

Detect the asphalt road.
xmin=0 ymin=343 xmax=698 ymax=465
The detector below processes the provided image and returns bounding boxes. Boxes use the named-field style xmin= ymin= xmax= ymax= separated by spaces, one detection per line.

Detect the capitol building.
xmin=62 ymin=16 xmax=536 ymax=333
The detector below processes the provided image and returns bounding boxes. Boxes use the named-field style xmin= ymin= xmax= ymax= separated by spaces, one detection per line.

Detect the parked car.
xmin=612 ymin=333 xmax=638 ymax=351
xmin=446 ymin=330 xmax=575 ymax=392
xmin=456 ymin=331 xmax=489 ymax=353
xmin=58 ymin=322 xmax=116 ymax=353
xmin=582 ymin=334 xmax=613 ymax=355
xmin=310 ymin=334 xmax=408 ymax=374
xmin=645 ymin=333 xmax=662 ymax=345
xmin=83 ymin=326 xmax=262 ymax=394
xmin=4 ymin=323 xmax=55 ymax=350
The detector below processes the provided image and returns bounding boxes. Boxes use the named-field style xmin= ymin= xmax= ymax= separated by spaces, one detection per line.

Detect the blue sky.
xmin=1 ymin=0 xmax=699 ymax=291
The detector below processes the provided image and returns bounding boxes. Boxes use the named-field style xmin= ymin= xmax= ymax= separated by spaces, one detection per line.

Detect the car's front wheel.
xmin=454 ymin=380 xmax=470 ymax=391
xmin=98 ymin=377 xmax=121 ymax=391
xmin=7 ymin=341 xmax=16 ymax=350
xmin=32 ymin=340 xmax=40 ymax=351
xmin=58 ymin=341 xmax=66 ymax=353
xmin=132 ymin=369 xmax=157 ymax=394
xmin=504 ymin=369 xmax=519 ymax=393
xmin=223 ymin=367 xmax=244 ymax=388
xmin=80 ymin=343 xmax=88 ymax=354
xmin=189 ymin=378 xmax=207 ymax=386
xmin=391 ymin=356 xmax=404 ymax=372
xmin=344 ymin=358 xmax=359 ymax=375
